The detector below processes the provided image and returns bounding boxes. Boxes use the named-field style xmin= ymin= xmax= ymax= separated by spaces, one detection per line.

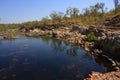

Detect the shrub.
xmin=3 ymin=30 xmax=16 ymax=39
xmin=86 ymin=32 xmax=97 ymax=41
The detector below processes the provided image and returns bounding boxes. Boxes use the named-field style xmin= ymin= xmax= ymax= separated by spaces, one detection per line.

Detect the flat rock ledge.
xmin=84 ymin=71 xmax=120 ymax=80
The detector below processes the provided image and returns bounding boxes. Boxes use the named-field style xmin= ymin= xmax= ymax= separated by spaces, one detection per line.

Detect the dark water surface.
xmin=0 ymin=36 xmax=106 ymax=80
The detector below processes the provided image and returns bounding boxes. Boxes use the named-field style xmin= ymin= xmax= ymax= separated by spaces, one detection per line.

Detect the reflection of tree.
xmin=66 ymin=46 xmax=78 ymax=56
xmin=82 ymin=53 xmax=93 ymax=60
xmin=40 ymin=37 xmax=51 ymax=44
xmin=41 ymin=37 xmax=82 ymax=57
xmin=50 ymin=39 xmax=66 ymax=53
xmin=50 ymin=38 xmax=79 ymax=57
xmin=40 ymin=37 xmax=67 ymax=53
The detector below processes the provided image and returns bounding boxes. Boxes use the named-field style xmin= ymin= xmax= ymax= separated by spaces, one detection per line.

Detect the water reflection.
xmin=66 ymin=46 xmax=78 ymax=56
xmin=41 ymin=37 xmax=79 ymax=56
xmin=41 ymin=37 xmax=68 ymax=53
xmin=50 ymin=39 xmax=66 ymax=53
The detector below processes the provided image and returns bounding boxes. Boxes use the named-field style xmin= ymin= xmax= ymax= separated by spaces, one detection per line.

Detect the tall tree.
xmin=113 ymin=0 xmax=119 ymax=13
xmin=66 ymin=7 xmax=79 ymax=18
xmin=99 ymin=3 xmax=105 ymax=16
xmin=66 ymin=7 xmax=73 ymax=17
xmin=72 ymin=8 xmax=79 ymax=18
xmin=49 ymin=11 xmax=64 ymax=23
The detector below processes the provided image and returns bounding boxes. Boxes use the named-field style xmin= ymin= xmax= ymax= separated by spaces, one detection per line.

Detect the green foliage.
xmin=8 ymin=30 xmax=16 ymax=37
xmin=2 ymin=30 xmax=17 ymax=39
xmin=66 ymin=7 xmax=79 ymax=18
xmin=81 ymin=2 xmax=106 ymax=25
xmin=86 ymin=32 xmax=97 ymax=41
xmin=49 ymin=11 xmax=64 ymax=23
xmin=0 ymin=24 xmax=20 ymax=32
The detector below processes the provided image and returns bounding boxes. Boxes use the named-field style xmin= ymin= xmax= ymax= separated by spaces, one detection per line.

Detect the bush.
xmin=87 ymin=32 xmax=97 ymax=41
xmin=3 ymin=30 xmax=17 ymax=39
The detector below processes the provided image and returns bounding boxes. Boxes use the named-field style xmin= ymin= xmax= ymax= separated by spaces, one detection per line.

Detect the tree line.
xmin=0 ymin=0 xmax=120 ymax=32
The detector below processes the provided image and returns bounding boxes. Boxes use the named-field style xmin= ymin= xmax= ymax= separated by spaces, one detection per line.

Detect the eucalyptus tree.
xmin=72 ymin=8 xmax=79 ymax=18
xmin=49 ymin=11 xmax=64 ymax=23
xmin=66 ymin=7 xmax=79 ymax=18
xmin=113 ymin=0 xmax=119 ymax=13
xmin=99 ymin=3 xmax=105 ymax=16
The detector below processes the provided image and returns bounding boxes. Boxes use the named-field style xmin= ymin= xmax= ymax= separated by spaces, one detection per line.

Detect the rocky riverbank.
xmin=19 ymin=22 xmax=120 ymax=80
xmin=20 ymin=24 xmax=120 ymax=57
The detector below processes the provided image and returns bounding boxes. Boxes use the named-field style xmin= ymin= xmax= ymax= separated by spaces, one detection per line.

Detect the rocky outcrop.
xmin=94 ymin=28 xmax=120 ymax=59
xmin=84 ymin=71 xmax=120 ymax=80
xmin=104 ymin=14 xmax=120 ymax=27
xmin=19 ymin=22 xmax=74 ymax=32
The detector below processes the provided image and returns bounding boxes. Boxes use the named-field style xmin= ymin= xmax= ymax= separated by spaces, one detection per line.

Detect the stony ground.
xmin=84 ymin=71 xmax=120 ymax=80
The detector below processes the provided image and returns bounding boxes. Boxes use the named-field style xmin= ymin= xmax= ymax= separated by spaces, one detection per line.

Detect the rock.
xmin=93 ymin=49 xmax=102 ymax=54
xmin=84 ymin=46 xmax=90 ymax=52
xmin=95 ymin=28 xmax=120 ymax=58
xmin=52 ymin=31 xmax=57 ymax=38
xmin=103 ymin=36 xmax=120 ymax=57
xmin=113 ymin=67 xmax=120 ymax=71
xmin=70 ymin=26 xmax=88 ymax=35
xmin=84 ymin=71 xmax=120 ymax=80
xmin=86 ymin=26 xmax=97 ymax=34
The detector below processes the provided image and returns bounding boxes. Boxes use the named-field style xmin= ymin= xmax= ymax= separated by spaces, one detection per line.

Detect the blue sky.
xmin=0 ymin=0 xmax=114 ymax=24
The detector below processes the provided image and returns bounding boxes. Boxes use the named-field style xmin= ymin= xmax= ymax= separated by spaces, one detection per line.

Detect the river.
xmin=0 ymin=36 xmax=106 ymax=80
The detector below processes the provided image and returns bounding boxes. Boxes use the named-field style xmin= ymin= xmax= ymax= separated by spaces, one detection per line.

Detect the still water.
xmin=0 ymin=36 xmax=106 ymax=80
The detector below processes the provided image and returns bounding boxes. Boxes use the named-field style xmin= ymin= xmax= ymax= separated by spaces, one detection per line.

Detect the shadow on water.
xmin=0 ymin=36 xmax=113 ymax=80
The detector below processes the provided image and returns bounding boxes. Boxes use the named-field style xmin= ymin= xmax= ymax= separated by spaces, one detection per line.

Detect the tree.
xmin=66 ymin=7 xmax=79 ymax=18
xmin=113 ymin=0 xmax=119 ymax=13
xmin=83 ymin=8 xmax=90 ymax=16
xmin=99 ymin=3 xmax=105 ymax=16
xmin=41 ymin=16 xmax=49 ymax=24
xmin=49 ymin=11 xmax=64 ymax=23
xmin=83 ymin=8 xmax=91 ymax=21
xmin=72 ymin=8 xmax=79 ymax=18
xmin=66 ymin=7 xmax=73 ymax=17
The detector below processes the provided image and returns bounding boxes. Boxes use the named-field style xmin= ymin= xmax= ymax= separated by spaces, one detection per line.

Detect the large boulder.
xmin=104 ymin=36 xmax=120 ymax=56
xmin=96 ymin=34 xmax=120 ymax=58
